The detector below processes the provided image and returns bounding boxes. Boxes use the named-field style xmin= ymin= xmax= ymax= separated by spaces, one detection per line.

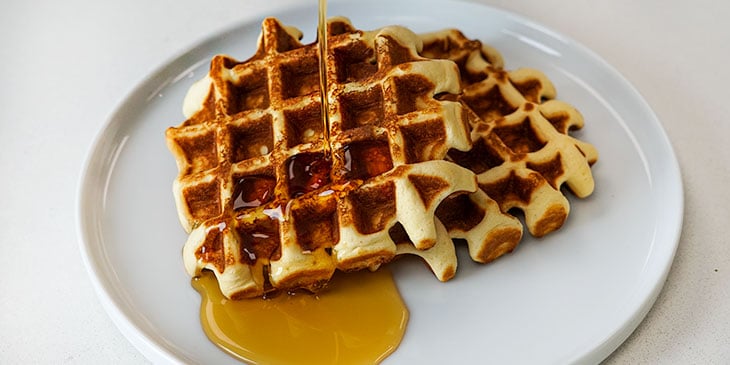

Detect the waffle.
xmin=166 ymin=17 xmax=486 ymax=299
xmin=166 ymin=17 xmax=599 ymax=298
xmin=420 ymin=29 xmax=598 ymax=240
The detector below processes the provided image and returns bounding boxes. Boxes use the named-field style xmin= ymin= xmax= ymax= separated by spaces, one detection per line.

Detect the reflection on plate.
xmin=77 ymin=0 xmax=682 ymax=363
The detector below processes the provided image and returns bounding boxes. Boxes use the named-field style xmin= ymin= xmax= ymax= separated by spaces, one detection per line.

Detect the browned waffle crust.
xmin=420 ymin=29 xmax=598 ymax=237
xmin=166 ymin=18 xmax=598 ymax=299
xmin=166 ymin=18 xmax=494 ymax=298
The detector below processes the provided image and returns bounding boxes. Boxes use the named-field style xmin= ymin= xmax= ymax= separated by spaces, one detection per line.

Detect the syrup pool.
xmin=192 ymin=268 xmax=409 ymax=364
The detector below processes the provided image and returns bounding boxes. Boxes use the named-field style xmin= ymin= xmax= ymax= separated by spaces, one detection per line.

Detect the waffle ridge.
xmin=166 ymin=19 xmax=598 ymax=299
xmin=420 ymin=29 xmax=598 ymax=240
xmin=166 ymin=18 xmax=487 ymax=298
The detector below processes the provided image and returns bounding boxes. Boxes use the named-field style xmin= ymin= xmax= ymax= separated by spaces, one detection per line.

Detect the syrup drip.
xmin=342 ymin=140 xmax=394 ymax=180
xmin=233 ymin=176 xmax=276 ymax=210
xmin=193 ymin=269 xmax=409 ymax=364
xmin=287 ymin=152 xmax=332 ymax=197
xmin=194 ymin=6 xmax=410 ymax=362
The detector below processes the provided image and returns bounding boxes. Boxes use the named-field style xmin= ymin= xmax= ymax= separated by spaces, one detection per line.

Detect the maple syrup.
xmin=318 ymin=0 xmax=332 ymax=155
xmin=286 ymin=152 xmax=332 ymax=197
xmin=193 ymin=268 xmax=408 ymax=364
xmin=342 ymin=141 xmax=394 ymax=180
xmin=192 ymin=3 xmax=409 ymax=362
xmin=233 ymin=176 xmax=276 ymax=210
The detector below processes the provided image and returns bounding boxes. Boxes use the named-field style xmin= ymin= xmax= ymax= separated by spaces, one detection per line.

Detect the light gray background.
xmin=1 ymin=0 xmax=727 ymax=363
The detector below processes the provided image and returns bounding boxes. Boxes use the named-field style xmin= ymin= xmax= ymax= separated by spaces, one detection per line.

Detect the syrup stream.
xmin=318 ymin=0 xmax=332 ymax=155
xmin=193 ymin=4 xmax=411 ymax=362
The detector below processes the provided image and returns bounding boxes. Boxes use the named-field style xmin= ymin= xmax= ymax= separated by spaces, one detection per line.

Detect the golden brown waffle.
xmin=420 ymin=29 xmax=598 ymax=240
xmin=166 ymin=18 xmax=599 ymax=299
xmin=166 ymin=18 xmax=485 ymax=298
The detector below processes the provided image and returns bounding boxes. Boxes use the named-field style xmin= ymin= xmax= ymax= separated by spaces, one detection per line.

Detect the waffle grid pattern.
xmin=166 ymin=18 xmax=493 ymax=298
xmin=166 ymin=19 xmax=598 ymax=299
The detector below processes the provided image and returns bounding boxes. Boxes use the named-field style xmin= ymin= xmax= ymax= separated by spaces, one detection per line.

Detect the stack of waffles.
xmin=165 ymin=17 xmax=598 ymax=299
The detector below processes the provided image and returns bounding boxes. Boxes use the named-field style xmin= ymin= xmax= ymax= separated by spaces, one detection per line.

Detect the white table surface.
xmin=2 ymin=0 xmax=728 ymax=363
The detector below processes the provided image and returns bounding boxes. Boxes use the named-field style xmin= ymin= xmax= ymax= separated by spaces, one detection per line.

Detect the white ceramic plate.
xmin=77 ymin=0 xmax=683 ymax=364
